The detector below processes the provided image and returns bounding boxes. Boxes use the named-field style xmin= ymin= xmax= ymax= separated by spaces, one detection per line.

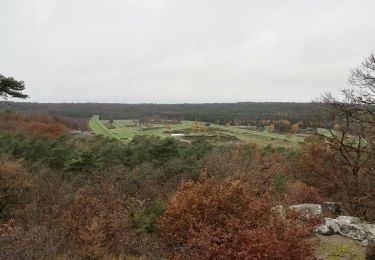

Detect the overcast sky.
xmin=1 ymin=0 xmax=375 ymax=103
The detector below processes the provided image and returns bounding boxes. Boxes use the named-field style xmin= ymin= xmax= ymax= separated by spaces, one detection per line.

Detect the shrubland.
xmin=0 ymin=89 xmax=374 ymax=259
xmin=1 ymin=51 xmax=374 ymax=260
xmin=159 ymin=177 xmax=317 ymax=259
xmin=0 ymin=111 xmax=319 ymax=259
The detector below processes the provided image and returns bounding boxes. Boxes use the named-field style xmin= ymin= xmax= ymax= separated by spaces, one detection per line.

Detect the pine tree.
xmin=0 ymin=74 xmax=28 ymax=99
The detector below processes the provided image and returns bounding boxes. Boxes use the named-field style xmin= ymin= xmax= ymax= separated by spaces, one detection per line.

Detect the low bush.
xmin=160 ymin=177 xmax=317 ymax=259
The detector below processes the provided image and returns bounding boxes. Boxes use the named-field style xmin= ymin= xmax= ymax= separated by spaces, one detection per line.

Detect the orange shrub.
xmin=0 ymin=220 xmax=59 ymax=259
xmin=160 ymin=178 xmax=270 ymax=244
xmin=63 ymin=184 xmax=129 ymax=257
xmin=0 ymin=159 xmax=34 ymax=222
xmin=159 ymin=178 xmax=316 ymax=259
xmin=285 ymin=180 xmax=324 ymax=205
xmin=25 ymin=122 xmax=67 ymax=137
xmin=202 ymin=147 xmax=288 ymax=196
xmin=296 ymin=136 xmax=375 ymax=219
xmin=0 ymin=112 xmax=86 ymax=135
xmin=188 ymin=218 xmax=315 ymax=260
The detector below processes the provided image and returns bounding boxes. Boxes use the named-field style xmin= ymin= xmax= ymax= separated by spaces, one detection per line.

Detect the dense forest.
xmin=0 ymin=102 xmax=318 ymax=126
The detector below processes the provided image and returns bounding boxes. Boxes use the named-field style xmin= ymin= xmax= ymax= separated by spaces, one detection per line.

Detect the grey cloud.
xmin=0 ymin=0 xmax=374 ymax=103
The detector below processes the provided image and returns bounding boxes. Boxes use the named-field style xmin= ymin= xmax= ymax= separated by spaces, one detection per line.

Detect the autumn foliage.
xmin=3 ymin=52 xmax=375 ymax=258
xmin=2 ymin=109 xmax=374 ymax=258
xmin=25 ymin=122 xmax=67 ymax=137
xmin=285 ymin=180 xmax=324 ymax=205
xmin=296 ymin=136 xmax=375 ymax=219
xmin=160 ymin=178 xmax=317 ymax=259
xmin=0 ymin=159 xmax=34 ymax=221
xmin=0 ymin=111 xmax=87 ymax=137
xmin=62 ymin=184 xmax=130 ymax=257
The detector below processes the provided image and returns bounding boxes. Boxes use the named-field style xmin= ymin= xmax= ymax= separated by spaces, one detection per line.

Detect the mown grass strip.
xmin=89 ymin=115 xmax=120 ymax=140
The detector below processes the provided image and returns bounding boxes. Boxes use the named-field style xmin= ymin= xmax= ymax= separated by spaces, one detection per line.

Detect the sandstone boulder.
xmin=336 ymin=216 xmax=361 ymax=225
xmin=289 ymin=203 xmax=322 ymax=218
xmin=316 ymin=216 xmax=375 ymax=242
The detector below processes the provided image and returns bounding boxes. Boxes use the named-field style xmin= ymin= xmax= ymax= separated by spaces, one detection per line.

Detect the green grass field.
xmin=89 ymin=115 xmax=120 ymax=140
xmin=89 ymin=115 xmax=305 ymax=147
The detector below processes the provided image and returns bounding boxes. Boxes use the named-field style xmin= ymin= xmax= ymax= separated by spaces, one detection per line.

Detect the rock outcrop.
xmin=316 ymin=216 xmax=375 ymax=243
xmin=289 ymin=203 xmax=322 ymax=218
xmin=273 ymin=203 xmax=375 ymax=245
xmin=284 ymin=203 xmax=375 ymax=244
xmin=322 ymin=202 xmax=342 ymax=216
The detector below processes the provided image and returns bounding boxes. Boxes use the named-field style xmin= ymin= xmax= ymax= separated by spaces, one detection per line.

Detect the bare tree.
xmin=349 ymin=53 xmax=375 ymax=106
xmin=317 ymin=53 xmax=375 ymax=217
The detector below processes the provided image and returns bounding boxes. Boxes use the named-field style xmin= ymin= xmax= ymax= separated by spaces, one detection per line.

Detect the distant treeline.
xmin=0 ymin=102 xmax=320 ymax=126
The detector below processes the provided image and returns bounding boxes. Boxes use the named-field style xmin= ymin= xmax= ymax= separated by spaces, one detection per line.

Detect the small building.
xmin=70 ymin=130 xmax=93 ymax=137
xmin=171 ymin=133 xmax=184 ymax=137
xmin=70 ymin=129 xmax=82 ymax=135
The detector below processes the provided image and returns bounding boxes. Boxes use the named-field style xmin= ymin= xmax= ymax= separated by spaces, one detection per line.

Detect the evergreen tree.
xmin=0 ymin=74 xmax=28 ymax=99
